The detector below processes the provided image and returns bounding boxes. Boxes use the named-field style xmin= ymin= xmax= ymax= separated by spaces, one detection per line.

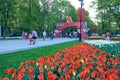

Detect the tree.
xmin=0 ymin=0 xmax=95 ymax=39
xmin=92 ymin=0 xmax=120 ymax=34
xmin=0 ymin=0 xmax=13 ymax=39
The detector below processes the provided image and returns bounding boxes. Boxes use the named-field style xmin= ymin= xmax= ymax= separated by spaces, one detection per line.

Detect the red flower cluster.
xmin=3 ymin=43 xmax=120 ymax=80
xmin=3 ymin=60 xmax=34 ymax=80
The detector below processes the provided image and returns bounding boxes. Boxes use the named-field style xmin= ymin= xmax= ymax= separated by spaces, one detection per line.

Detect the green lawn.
xmin=0 ymin=41 xmax=80 ymax=77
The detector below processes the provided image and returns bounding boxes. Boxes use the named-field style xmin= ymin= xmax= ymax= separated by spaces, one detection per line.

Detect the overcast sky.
xmin=68 ymin=0 xmax=97 ymax=22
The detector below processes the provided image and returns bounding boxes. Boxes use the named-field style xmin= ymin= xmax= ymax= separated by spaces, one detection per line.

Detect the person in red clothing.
xmin=28 ymin=34 xmax=33 ymax=45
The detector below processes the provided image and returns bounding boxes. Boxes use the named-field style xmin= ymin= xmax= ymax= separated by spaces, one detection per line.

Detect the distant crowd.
xmin=21 ymin=30 xmax=82 ymax=45
xmin=21 ymin=29 xmax=120 ymax=45
xmin=22 ymin=30 xmax=38 ymax=45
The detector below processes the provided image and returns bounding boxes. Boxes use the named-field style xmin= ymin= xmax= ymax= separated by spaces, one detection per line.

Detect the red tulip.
xmin=38 ymin=73 xmax=44 ymax=80
xmin=60 ymin=76 xmax=64 ymax=80
xmin=29 ymin=60 xmax=34 ymax=65
xmin=65 ymin=74 xmax=70 ymax=80
xmin=79 ymin=72 xmax=87 ymax=78
xmin=5 ymin=68 xmax=14 ymax=75
xmin=48 ymin=72 xmax=53 ymax=80
xmin=2 ymin=78 xmax=9 ymax=80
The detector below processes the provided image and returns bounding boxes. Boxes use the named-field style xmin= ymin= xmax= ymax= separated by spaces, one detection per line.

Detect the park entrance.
xmin=56 ymin=16 xmax=88 ymax=38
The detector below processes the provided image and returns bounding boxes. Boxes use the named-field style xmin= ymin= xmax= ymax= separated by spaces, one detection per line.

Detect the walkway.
xmin=0 ymin=38 xmax=77 ymax=54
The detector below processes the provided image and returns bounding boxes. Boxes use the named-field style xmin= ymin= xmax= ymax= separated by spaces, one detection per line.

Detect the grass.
xmin=0 ymin=41 xmax=80 ymax=77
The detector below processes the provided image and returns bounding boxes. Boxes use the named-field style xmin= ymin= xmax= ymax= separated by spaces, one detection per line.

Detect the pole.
xmin=79 ymin=0 xmax=83 ymax=41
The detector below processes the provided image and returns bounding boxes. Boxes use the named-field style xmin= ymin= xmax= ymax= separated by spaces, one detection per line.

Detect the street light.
xmin=78 ymin=0 xmax=84 ymax=41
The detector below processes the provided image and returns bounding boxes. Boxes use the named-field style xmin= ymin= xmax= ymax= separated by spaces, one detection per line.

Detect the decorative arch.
xmin=56 ymin=8 xmax=88 ymax=39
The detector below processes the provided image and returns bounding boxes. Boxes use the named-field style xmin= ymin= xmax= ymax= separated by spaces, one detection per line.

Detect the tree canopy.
xmin=0 ymin=0 xmax=95 ymax=39
xmin=92 ymin=0 xmax=120 ymax=34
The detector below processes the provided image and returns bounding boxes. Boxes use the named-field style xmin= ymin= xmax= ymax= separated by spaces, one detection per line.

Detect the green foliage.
xmin=0 ymin=0 xmax=95 ymax=38
xmin=92 ymin=0 xmax=120 ymax=31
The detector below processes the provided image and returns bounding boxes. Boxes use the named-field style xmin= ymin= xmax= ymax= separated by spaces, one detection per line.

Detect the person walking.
xmin=50 ymin=30 xmax=55 ymax=40
xmin=106 ymin=32 xmax=111 ymax=40
xmin=32 ymin=30 xmax=38 ymax=44
xmin=28 ymin=34 xmax=33 ymax=45
xmin=24 ymin=32 xmax=28 ymax=40
xmin=22 ymin=31 xmax=25 ymax=39
xmin=43 ymin=31 xmax=47 ymax=41
xmin=74 ymin=30 xmax=77 ymax=39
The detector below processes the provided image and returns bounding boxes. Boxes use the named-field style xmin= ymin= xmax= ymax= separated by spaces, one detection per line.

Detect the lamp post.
xmin=78 ymin=0 xmax=83 ymax=41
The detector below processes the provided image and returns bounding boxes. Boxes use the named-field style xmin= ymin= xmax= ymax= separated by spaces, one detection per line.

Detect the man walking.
xmin=32 ymin=30 xmax=38 ymax=44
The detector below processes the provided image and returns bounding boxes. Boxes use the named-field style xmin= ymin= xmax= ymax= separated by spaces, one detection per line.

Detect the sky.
xmin=68 ymin=0 xmax=97 ymax=23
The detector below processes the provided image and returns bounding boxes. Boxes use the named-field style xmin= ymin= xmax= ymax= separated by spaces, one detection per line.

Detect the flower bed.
xmin=83 ymin=40 xmax=119 ymax=46
xmin=88 ymin=36 xmax=119 ymax=40
xmin=83 ymin=40 xmax=120 ymax=57
xmin=88 ymin=36 xmax=103 ymax=39
xmin=1 ymin=43 xmax=120 ymax=80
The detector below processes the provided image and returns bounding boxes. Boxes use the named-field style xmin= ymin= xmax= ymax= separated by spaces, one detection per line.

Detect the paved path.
xmin=0 ymin=38 xmax=77 ymax=54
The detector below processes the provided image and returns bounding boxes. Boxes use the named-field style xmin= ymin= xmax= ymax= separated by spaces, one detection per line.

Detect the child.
xmin=28 ymin=34 xmax=33 ymax=45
